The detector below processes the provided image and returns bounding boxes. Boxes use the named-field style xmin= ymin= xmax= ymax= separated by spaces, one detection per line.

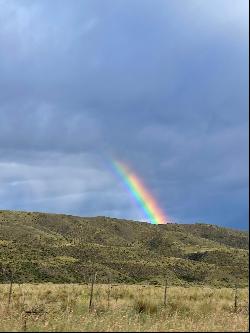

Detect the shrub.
xmin=133 ymin=298 xmax=158 ymax=314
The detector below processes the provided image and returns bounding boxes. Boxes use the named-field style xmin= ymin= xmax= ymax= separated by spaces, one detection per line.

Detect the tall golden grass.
xmin=0 ymin=284 xmax=248 ymax=332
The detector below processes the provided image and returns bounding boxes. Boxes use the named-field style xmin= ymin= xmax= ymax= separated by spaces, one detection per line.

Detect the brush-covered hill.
xmin=0 ymin=210 xmax=248 ymax=286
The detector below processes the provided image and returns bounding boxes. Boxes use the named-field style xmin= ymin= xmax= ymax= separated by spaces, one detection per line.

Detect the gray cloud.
xmin=0 ymin=102 xmax=102 ymax=152
xmin=0 ymin=0 xmax=248 ymax=228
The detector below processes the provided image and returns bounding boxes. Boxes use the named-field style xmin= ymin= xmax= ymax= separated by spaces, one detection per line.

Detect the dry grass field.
xmin=0 ymin=283 xmax=248 ymax=332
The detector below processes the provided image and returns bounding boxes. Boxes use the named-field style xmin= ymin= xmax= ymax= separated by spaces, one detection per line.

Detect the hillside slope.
xmin=0 ymin=210 xmax=248 ymax=286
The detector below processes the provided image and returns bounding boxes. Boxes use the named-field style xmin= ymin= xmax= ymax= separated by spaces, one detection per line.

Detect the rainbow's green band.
xmin=111 ymin=160 xmax=167 ymax=224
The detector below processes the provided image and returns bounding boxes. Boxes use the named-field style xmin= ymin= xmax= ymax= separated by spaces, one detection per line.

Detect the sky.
xmin=0 ymin=0 xmax=249 ymax=229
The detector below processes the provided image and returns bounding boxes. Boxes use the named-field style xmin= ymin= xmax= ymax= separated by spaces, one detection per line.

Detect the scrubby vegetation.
xmin=0 ymin=210 xmax=248 ymax=286
xmin=0 ymin=284 xmax=248 ymax=332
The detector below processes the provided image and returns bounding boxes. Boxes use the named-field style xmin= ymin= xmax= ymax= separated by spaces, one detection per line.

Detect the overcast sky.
xmin=0 ymin=0 xmax=248 ymax=229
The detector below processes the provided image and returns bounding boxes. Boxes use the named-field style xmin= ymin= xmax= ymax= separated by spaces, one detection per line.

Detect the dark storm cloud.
xmin=0 ymin=0 xmax=248 ymax=228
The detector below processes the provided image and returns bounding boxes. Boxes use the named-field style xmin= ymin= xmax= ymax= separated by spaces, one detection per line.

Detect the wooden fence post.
xmin=89 ymin=272 xmax=97 ymax=311
xmin=22 ymin=314 xmax=27 ymax=332
xmin=164 ymin=278 xmax=168 ymax=307
xmin=234 ymin=283 xmax=238 ymax=312
xmin=7 ymin=269 xmax=13 ymax=312
xmin=107 ymin=272 xmax=113 ymax=308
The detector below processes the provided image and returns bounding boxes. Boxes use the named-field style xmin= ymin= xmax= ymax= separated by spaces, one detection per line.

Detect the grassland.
xmin=0 ymin=210 xmax=249 ymax=286
xmin=0 ymin=283 xmax=248 ymax=332
xmin=0 ymin=211 xmax=249 ymax=331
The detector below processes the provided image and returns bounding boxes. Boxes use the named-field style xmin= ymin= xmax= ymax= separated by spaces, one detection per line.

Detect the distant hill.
xmin=0 ymin=210 xmax=248 ymax=286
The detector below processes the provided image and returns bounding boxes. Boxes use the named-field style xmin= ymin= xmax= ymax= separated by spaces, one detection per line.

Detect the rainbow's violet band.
xmin=111 ymin=160 xmax=168 ymax=224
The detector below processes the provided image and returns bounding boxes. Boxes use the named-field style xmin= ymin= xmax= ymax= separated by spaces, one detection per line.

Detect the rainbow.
xmin=111 ymin=160 xmax=168 ymax=224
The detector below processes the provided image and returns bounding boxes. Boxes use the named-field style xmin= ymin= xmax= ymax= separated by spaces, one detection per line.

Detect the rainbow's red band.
xmin=112 ymin=160 xmax=168 ymax=224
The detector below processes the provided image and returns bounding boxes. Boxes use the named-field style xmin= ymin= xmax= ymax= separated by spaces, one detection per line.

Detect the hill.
xmin=0 ymin=210 xmax=248 ymax=286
